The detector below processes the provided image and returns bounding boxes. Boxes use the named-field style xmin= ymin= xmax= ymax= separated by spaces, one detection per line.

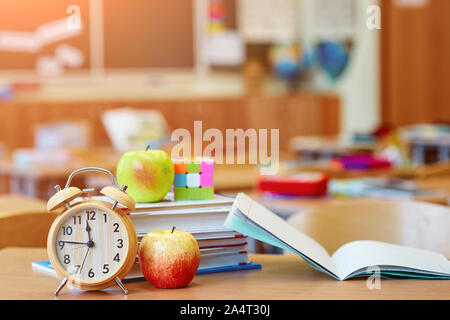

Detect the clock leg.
xmin=54 ymin=277 xmax=68 ymax=296
xmin=114 ymin=277 xmax=128 ymax=295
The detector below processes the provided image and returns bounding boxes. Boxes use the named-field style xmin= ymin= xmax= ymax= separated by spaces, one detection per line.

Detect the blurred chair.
xmin=287 ymin=198 xmax=450 ymax=258
xmin=0 ymin=195 xmax=56 ymax=249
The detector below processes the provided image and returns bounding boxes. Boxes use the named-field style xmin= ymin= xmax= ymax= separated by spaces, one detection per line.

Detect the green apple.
xmin=116 ymin=148 xmax=174 ymax=203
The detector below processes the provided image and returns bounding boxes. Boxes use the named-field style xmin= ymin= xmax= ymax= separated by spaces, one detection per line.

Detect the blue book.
xmin=32 ymin=260 xmax=261 ymax=283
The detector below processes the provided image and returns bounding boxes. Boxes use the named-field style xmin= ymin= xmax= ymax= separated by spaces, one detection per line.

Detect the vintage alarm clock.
xmin=47 ymin=167 xmax=137 ymax=296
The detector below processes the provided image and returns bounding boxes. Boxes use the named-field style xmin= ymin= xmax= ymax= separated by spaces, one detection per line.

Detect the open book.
xmin=225 ymin=193 xmax=450 ymax=280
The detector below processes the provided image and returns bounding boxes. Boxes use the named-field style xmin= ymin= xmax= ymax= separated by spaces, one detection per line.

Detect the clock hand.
xmin=70 ymin=245 xmax=86 ymax=250
xmin=79 ymin=247 xmax=90 ymax=274
xmin=79 ymin=218 xmax=95 ymax=274
xmin=58 ymin=240 xmax=88 ymax=250
xmin=85 ymin=218 xmax=95 ymax=250
xmin=86 ymin=217 xmax=92 ymax=242
xmin=59 ymin=240 xmax=88 ymax=245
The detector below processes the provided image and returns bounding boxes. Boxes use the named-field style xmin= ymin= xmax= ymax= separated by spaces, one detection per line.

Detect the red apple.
xmin=138 ymin=228 xmax=200 ymax=288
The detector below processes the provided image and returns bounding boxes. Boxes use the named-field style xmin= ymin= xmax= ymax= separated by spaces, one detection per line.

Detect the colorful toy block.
xmin=174 ymin=174 xmax=187 ymax=187
xmin=200 ymin=173 xmax=213 ymax=187
xmin=201 ymin=158 xmax=214 ymax=174
xmin=186 ymin=173 xmax=200 ymax=187
xmin=172 ymin=158 xmax=215 ymax=200
xmin=174 ymin=187 xmax=188 ymax=200
xmin=199 ymin=187 xmax=214 ymax=199
xmin=174 ymin=186 xmax=214 ymax=201
xmin=173 ymin=160 xmax=188 ymax=174
xmin=187 ymin=162 xmax=201 ymax=173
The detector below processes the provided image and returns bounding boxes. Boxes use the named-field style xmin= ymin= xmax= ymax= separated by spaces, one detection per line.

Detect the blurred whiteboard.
xmin=312 ymin=0 xmax=355 ymax=41
xmin=0 ymin=0 xmax=194 ymax=72
xmin=238 ymin=0 xmax=298 ymax=43
xmin=206 ymin=31 xmax=245 ymax=66
xmin=0 ymin=0 xmax=89 ymax=71
xmin=395 ymin=0 xmax=428 ymax=7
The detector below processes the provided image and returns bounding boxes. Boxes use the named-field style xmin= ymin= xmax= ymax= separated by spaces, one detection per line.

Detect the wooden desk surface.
xmin=1 ymin=247 xmax=449 ymax=300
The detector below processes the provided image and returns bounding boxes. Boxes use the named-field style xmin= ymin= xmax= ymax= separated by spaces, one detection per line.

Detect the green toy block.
xmin=174 ymin=186 xmax=214 ymax=201
xmin=187 ymin=162 xmax=201 ymax=173
xmin=199 ymin=187 xmax=214 ymax=199
xmin=174 ymin=187 xmax=189 ymax=200
xmin=187 ymin=187 xmax=201 ymax=200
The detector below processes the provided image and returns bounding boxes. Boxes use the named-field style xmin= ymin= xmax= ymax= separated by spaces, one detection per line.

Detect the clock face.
xmin=53 ymin=206 xmax=129 ymax=284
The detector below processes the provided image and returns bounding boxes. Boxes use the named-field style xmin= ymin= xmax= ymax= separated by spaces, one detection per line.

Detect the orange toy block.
xmin=173 ymin=160 xmax=188 ymax=174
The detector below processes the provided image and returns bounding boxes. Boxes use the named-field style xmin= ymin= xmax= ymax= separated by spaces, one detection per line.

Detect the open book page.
xmin=226 ymin=207 xmax=338 ymax=278
xmin=332 ymin=240 xmax=450 ymax=280
xmin=227 ymin=193 xmax=339 ymax=278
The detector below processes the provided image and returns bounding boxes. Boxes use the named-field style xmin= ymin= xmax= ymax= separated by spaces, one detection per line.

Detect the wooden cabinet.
xmin=0 ymin=94 xmax=340 ymax=153
xmin=381 ymin=0 xmax=450 ymax=127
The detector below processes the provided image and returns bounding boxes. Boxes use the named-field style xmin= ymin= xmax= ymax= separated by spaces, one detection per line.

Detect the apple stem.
xmin=171 ymin=226 xmax=176 ymax=233
xmin=145 ymin=145 xmax=150 ymax=151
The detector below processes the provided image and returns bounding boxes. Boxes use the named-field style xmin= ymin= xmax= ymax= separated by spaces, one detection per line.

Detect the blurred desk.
xmin=290 ymin=161 xmax=450 ymax=180
xmin=0 ymin=92 xmax=340 ymax=153
xmin=0 ymin=149 xmax=120 ymax=199
xmin=1 ymin=247 xmax=449 ymax=300
xmin=0 ymin=195 xmax=52 ymax=249
xmin=214 ymin=164 xmax=259 ymax=192
xmin=0 ymin=150 xmax=260 ymax=200
xmin=286 ymin=162 xmax=450 ymax=205
xmin=287 ymin=198 xmax=450 ymax=258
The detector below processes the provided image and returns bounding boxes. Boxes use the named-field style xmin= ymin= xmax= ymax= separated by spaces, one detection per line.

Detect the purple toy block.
xmin=201 ymin=159 xmax=214 ymax=174
xmin=200 ymin=173 xmax=213 ymax=187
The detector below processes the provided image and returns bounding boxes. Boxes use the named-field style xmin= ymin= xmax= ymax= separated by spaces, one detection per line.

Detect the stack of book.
xmin=122 ymin=193 xmax=260 ymax=281
xmin=33 ymin=193 xmax=261 ymax=281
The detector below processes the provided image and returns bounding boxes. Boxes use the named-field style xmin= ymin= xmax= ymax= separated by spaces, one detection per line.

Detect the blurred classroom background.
xmin=0 ymin=0 xmax=449 ymax=251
